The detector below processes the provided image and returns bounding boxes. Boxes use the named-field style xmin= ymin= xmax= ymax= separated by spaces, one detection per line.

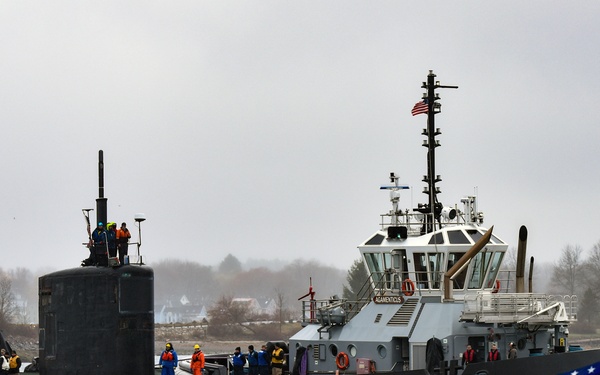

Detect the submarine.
xmin=38 ymin=150 xmax=155 ymax=375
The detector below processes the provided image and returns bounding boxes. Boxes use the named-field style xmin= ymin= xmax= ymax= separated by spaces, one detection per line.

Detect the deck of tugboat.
xmin=301 ymin=290 xmax=577 ymax=330
xmin=461 ymin=292 xmax=577 ymax=325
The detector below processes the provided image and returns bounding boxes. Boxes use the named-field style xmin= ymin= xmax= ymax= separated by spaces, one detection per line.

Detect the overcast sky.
xmin=2 ymin=2 xmax=600 ymax=275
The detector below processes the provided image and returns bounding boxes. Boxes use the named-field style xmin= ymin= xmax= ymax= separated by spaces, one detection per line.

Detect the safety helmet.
xmin=194 ymin=344 xmax=200 ymax=349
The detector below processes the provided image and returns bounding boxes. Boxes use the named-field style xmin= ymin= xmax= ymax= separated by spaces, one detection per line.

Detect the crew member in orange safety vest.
xmin=191 ymin=344 xmax=205 ymax=375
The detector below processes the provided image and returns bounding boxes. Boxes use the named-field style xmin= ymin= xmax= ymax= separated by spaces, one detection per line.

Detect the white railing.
xmin=461 ymin=292 xmax=576 ymax=324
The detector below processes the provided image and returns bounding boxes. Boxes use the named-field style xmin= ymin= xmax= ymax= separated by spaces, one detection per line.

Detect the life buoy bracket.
xmin=492 ymin=280 xmax=500 ymax=293
xmin=335 ymin=352 xmax=349 ymax=370
xmin=402 ymin=278 xmax=415 ymax=296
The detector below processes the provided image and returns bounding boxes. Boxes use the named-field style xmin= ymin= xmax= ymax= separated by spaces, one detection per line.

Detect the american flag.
xmin=558 ymin=361 xmax=600 ymax=375
xmin=411 ymin=100 xmax=428 ymax=116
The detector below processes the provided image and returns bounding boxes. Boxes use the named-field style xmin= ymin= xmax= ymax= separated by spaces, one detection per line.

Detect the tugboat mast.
xmin=421 ymin=70 xmax=457 ymax=232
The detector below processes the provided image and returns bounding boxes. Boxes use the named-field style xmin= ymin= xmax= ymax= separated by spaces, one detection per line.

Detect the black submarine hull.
xmin=38 ymin=264 xmax=154 ymax=375
xmin=461 ymin=348 xmax=600 ymax=375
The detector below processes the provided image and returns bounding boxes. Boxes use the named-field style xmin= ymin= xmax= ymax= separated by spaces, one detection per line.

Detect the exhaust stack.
xmin=516 ymin=225 xmax=528 ymax=293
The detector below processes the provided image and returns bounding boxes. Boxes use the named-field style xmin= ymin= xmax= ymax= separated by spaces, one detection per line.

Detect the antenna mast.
xmin=419 ymin=70 xmax=457 ymax=233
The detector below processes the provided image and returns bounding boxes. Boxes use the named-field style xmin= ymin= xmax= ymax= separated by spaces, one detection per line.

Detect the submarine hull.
xmin=38 ymin=264 xmax=154 ymax=375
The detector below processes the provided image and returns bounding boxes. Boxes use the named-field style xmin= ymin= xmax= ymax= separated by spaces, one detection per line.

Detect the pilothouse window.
xmin=428 ymin=233 xmax=444 ymax=245
xmin=467 ymin=251 xmax=503 ymax=289
xmin=483 ymin=252 xmax=503 ymax=289
xmin=428 ymin=253 xmax=444 ymax=289
xmin=364 ymin=253 xmax=384 ymax=287
xmin=448 ymin=230 xmax=470 ymax=244
xmin=413 ymin=253 xmax=427 ymax=288
xmin=447 ymin=252 xmax=467 ymax=289
xmin=466 ymin=229 xmax=483 ymax=243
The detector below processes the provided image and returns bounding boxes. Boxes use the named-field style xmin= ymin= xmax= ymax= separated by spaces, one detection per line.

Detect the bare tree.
xmin=550 ymin=245 xmax=583 ymax=295
xmin=578 ymin=288 xmax=599 ymax=324
xmin=583 ymin=241 xmax=600 ymax=291
xmin=273 ymin=288 xmax=289 ymax=333
xmin=0 ymin=271 xmax=16 ymax=326
xmin=207 ymin=295 xmax=255 ymax=337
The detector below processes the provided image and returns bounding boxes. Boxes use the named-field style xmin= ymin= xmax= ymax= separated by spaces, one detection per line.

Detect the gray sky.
xmin=2 ymin=2 xmax=600 ymax=274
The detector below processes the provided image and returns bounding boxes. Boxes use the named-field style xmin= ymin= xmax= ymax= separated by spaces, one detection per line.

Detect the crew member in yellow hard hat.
xmin=191 ymin=344 xmax=205 ymax=375
xmin=159 ymin=342 xmax=178 ymax=375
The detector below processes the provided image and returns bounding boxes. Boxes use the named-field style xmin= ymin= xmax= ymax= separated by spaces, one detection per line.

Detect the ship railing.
xmin=299 ymin=298 xmax=363 ymax=326
xmin=461 ymin=292 xmax=577 ymax=324
xmin=299 ymin=271 xmax=379 ymax=326
xmin=379 ymin=211 xmax=469 ymax=233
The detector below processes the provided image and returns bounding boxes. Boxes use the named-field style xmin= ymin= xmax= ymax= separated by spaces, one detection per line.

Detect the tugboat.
xmin=288 ymin=71 xmax=600 ymax=375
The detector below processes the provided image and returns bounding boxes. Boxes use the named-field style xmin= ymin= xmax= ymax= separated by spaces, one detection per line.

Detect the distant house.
xmin=258 ymin=298 xmax=277 ymax=316
xmin=232 ymin=297 xmax=262 ymax=315
xmin=155 ymin=295 xmax=208 ymax=324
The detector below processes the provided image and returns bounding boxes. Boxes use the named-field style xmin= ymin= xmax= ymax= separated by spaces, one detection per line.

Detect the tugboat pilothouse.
xmin=288 ymin=71 xmax=598 ymax=375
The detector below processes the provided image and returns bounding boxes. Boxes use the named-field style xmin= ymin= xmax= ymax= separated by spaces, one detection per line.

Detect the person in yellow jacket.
xmin=191 ymin=344 xmax=205 ymax=375
xmin=8 ymin=350 xmax=21 ymax=374
xmin=271 ymin=343 xmax=284 ymax=375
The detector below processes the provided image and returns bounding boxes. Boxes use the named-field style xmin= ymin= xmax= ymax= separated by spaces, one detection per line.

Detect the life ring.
xmin=335 ymin=352 xmax=350 ymax=370
xmin=402 ymin=278 xmax=415 ymax=296
xmin=492 ymin=280 xmax=500 ymax=293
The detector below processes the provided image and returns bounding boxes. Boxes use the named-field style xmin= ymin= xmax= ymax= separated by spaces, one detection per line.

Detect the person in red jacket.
xmin=191 ymin=344 xmax=205 ymax=375
xmin=487 ymin=343 xmax=501 ymax=361
xmin=462 ymin=344 xmax=476 ymax=366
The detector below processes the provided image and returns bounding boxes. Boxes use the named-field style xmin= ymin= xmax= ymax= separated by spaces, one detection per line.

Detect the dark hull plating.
xmin=38 ymin=264 xmax=154 ymax=375
xmin=462 ymin=348 xmax=600 ymax=375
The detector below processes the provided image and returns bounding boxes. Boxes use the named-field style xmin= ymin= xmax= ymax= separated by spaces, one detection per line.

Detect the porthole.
xmin=377 ymin=345 xmax=387 ymax=358
xmin=329 ymin=344 xmax=338 ymax=357
xmin=348 ymin=345 xmax=357 ymax=357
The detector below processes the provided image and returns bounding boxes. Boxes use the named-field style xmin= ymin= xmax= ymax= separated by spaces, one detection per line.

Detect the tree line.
xmin=550 ymin=241 xmax=600 ymax=328
xmin=2 ymin=243 xmax=598 ymax=335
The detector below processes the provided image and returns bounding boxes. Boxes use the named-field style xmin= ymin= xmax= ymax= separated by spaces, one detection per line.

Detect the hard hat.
xmin=98 ymin=222 xmax=104 ymax=226
xmin=194 ymin=344 xmax=200 ymax=349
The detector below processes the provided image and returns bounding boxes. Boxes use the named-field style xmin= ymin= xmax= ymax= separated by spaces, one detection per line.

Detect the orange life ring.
xmin=335 ymin=352 xmax=350 ymax=370
xmin=402 ymin=278 xmax=415 ymax=296
xmin=492 ymin=280 xmax=500 ymax=293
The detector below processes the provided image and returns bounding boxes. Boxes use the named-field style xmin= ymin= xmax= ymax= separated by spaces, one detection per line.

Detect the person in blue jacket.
xmin=232 ymin=347 xmax=246 ymax=375
xmin=159 ymin=342 xmax=178 ymax=375
xmin=247 ymin=345 xmax=259 ymax=375
xmin=106 ymin=222 xmax=118 ymax=258
xmin=91 ymin=222 xmax=108 ymax=266
xmin=257 ymin=344 xmax=271 ymax=375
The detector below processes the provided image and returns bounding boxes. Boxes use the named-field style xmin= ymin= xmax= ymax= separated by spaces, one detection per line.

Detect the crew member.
xmin=462 ymin=344 xmax=476 ymax=366
xmin=487 ymin=343 xmax=500 ymax=361
xmin=233 ymin=347 xmax=246 ymax=375
xmin=159 ymin=343 xmax=178 ymax=375
xmin=116 ymin=222 xmax=131 ymax=264
xmin=257 ymin=344 xmax=270 ymax=375
xmin=91 ymin=222 xmax=108 ymax=266
xmin=8 ymin=350 xmax=20 ymax=374
xmin=271 ymin=343 xmax=284 ymax=375
xmin=191 ymin=344 xmax=204 ymax=375
xmin=247 ymin=345 xmax=259 ymax=375
xmin=508 ymin=342 xmax=517 ymax=359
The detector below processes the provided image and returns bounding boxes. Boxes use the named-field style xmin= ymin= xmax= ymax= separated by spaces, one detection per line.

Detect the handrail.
xmin=460 ymin=292 xmax=577 ymax=324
